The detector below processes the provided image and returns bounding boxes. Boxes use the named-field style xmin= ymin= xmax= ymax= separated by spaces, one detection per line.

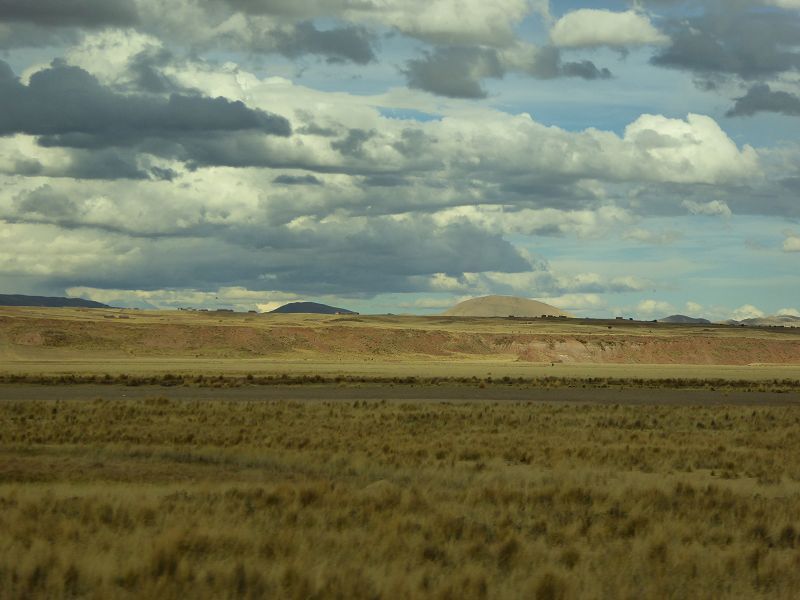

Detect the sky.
xmin=0 ymin=0 xmax=798 ymax=319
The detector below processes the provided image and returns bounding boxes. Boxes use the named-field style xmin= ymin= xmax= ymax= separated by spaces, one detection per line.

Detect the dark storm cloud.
xmin=727 ymin=84 xmax=800 ymax=117
xmin=274 ymin=174 xmax=324 ymax=185
xmin=218 ymin=0 xmax=347 ymax=18
xmin=651 ymin=9 xmax=800 ymax=79
xmin=30 ymin=212 xmax=533 ymax=296
xmin=270 ymin=21 xmax=376 ymax=64
xmin=0 ymin=0 xmax=139 ymax=27
xmin=0 ymin=60 xmax=291 ymax=163
xmin=0 ymin=23 xmax=79 ymax=49
xmin=330 ymin=129 xmax=376 ymax=157
xmin=404 ymin=47 xmax=504 ymax=98
xmin=562 ymin=60 xmax=612 ymax=80
xmin=126 ymin=47 xmax=182 ymax=94
xmin=403 ymin=46 xmax=611 ymax=98
xmin=361 ymin=175 xmax=410 ymax=188
xmin=62 ymin=149 xmax=150 ymax=180
xmin=13 ymin=186 xmax=78 ymax=220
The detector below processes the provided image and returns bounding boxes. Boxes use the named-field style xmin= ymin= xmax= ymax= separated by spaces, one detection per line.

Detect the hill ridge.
xmin=443 ymin=295 xmax=569 ymax=318
xmin=0 ymin=294 xmax=110 ymax=309
xmin=270 ymin=301 xmax=357 ymax=315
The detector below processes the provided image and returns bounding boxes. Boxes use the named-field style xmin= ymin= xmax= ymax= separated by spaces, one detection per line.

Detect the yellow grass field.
xmin=2 ymin=396 xmax=800 ymax=599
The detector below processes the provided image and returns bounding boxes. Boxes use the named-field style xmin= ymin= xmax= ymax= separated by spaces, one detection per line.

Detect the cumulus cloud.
xmin=727 ymin=84 xmax=800 ymax=117
xmin=404 ymin=47 xmax=505 ymax=99
xmin=550 ymin=9 xmax=668 ymax=49
xmin=682 ymin=199 xmax=732 ymax=217
xmin=269 ymin=21 xmax=376 ymax=64
xmin=777 ymin=307 xmax=800 ymax=317
xmin=731 ymin=304 xmax=766 ymax=321
xmin=0 ymin=0 xmax=139 ymax=28
xmin=221 ymin=0 xmax=532 ymax=47
xmin=635 ymin=299 xmax=675 ymax=317
xmin=0 ymin=210 xmax=534 ymax=296
xmin=783 ymin=233 xmax=800 ymax=252
xmin=0 ymin=7 xmax=793 ymax=312
xmin=403 ymin=44 xmax=610 ymax=98
xmin=0 ymin=60 xmax=290 ymax=140
xmin=685 ymin=301 xmax=704 ymax=315
xmin=761 ymin=0 xmax=800 ymax=9
xmin=433 ymin=205 xmax=634 ymax=239
xmin=0 ymin=60 xmax=291 ymax=174
xmin=66 ymin=285 xmax=301 ymax=311
xmin=651 ymin=6 xmax=800 ymax=80
xmin=623 ymin=228 xmax=682 ymax=244
xmin=538 ymin=294 xmax=607 ymax=313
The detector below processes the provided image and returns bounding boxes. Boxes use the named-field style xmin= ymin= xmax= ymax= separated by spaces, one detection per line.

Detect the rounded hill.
xmin=269 ymin=302 xmax=357 ymax=315
xmin=442 ymin=296 xmax=569 ymax=318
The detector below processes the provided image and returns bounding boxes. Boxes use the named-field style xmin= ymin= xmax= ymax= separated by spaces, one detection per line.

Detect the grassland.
xmin=2 ymin=394 xmax=800 ymax=599
xmin=1 ymin=307 xmax=799 ymax=597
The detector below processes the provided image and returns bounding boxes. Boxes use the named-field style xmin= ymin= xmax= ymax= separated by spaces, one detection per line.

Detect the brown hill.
xmin=443 ymin=296 xmax=570 ymax=318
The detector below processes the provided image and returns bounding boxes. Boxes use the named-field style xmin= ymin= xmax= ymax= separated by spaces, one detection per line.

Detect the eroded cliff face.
xmin=2 ymin=312 xmax=799 ymax=365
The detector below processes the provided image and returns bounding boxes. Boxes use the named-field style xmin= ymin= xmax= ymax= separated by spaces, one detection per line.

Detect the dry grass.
xmin=2 ymin=372 xmax=800 ymax=393
xmin=2 ymin=395 xmax=800 ymax=598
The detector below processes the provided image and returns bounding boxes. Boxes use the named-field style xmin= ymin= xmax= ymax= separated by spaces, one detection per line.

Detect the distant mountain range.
xmin=658 ymin=315 xmax=711 ymax=325
xmin=0 ymin=294 xmax=110 ymax=309
xmin=269 ymin=301 xmax=357 ymax=315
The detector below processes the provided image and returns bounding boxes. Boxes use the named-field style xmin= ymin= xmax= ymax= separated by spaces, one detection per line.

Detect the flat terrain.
xmin=1 ymin=307 xmax=799 ymax=382
xmin=2 ymin=389 xmax=800 ymax=598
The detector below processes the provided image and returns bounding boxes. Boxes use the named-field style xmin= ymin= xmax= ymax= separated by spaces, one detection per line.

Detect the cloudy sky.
xmin=1 ymin=0 xmax=798 ymax=319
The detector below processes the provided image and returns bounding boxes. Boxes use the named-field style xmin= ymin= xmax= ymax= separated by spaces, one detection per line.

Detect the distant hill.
xmin=659 ymin=315 xmax=711 ymax=325
xmin=0 ymin=294 xmax=110 ymax=309
xmin=730 ymin=315 xmax=800 ymax=328
xmin=270 ymin=302 xmax=357 ymax=315
xmin=443 ymin=295 xmax=569 ymax=318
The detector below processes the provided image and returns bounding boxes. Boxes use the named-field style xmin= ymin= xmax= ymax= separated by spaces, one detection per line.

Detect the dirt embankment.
xmin=1 ymin=314 xmax=799 ymax=365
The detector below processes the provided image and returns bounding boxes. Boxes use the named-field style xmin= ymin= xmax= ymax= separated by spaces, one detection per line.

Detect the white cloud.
xmin=621 ymin=114 xmax=759 ymax=185
xmin=432 ymin=205 xmax=634 ymax=239
xmin=783 ymin=233 xmax=800 ymax=252
xmin=731 ymin=304 xmax=765 ymax=321
xmin=68 ymin=286 xmax=301 ymax=311
xmin=635 ymin=299 xmax=674 ymax=316
xmin=361 ymin=0 xmax=531 ymax=46
xmin=685 ymin=301 xmax=704 ymax=314
xmin=623 ymin=228 xmax=682 ymax=245
xmin=538 ymin=293 xmax=606 ymax=313
xmin=397 ymin=296 xmax=470 ymax=310
xmin=761 ymin=0 xmax=800 ymax=8
xmin=136 ymin=0 xmax=534 ymax=48
xmin=550 ymin=9 xmax=668 ymax=49
xmin=682 ymin=199 xmax=732 ymax=217
xmin=777 ymin=307 xmax=800 ymax=317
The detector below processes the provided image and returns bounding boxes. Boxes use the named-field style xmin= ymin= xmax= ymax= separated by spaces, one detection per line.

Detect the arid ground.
xmin=1 ymin=308 xmax=799 ymax=598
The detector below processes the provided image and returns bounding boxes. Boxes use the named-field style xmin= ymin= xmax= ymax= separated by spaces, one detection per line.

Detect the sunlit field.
xmin=2 ymin=393 xmax=800 ymax=599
